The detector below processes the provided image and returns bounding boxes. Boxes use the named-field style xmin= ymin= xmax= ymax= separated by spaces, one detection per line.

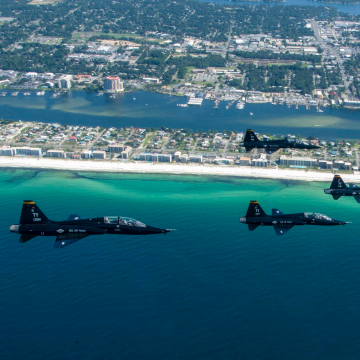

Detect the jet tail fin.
xmin=330 ymin=175 xmax=347 ymax=190
xmin=20 ymin=201 xmax=51 ymax=225
xmin=244 ymin=129 xmax=260 ymax=143
xmin=246 ymin=201 xmax=266 ymax=217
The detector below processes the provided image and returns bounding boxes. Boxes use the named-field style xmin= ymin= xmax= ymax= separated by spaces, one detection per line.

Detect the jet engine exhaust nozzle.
xmin=10 ymin=225 xmax=20 ymax=233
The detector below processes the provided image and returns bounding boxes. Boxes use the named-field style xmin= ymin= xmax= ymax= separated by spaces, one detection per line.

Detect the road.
xmin=311 ymin=21 xmax=351 ymax=97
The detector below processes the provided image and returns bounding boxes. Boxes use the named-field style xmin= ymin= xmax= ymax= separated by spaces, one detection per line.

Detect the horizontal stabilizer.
xmin=353 ymin=195 xmax=360 ymax=204
xmin=67 ymin=214 xmax=82 ymax=221
xmin=54 ymin=233 xmax=88 ymax=248
xmin=332 ymin=194 xmax=342 ymax=200
xmin=272 ymin=209 xmax=284 ymax=216
xmin=273 ymin=224 xmax=294 ymax=236
xmin=248 ymin=224 xmax=259 ymax=231
xmin=349 ymin=183 xmax=360 ymax=189
xmin=19 ymin=234 xmax=38 ymax=243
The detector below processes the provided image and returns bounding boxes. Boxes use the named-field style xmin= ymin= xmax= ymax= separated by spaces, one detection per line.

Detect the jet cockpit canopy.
xmin=304 ymin=213 xmax=332 ymax=220
xmin=286 ymin=138 xmax=309 ymax=145
xmin=104 ymin=216 xmax=146 ymax=227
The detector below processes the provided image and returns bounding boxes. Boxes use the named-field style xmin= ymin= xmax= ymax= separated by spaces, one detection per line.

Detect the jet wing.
xmin=332 ymin=194 xmax=342 ymax=200
xmin=273 ymin=224 xmax=294 ymax=236
xmin=54 ymin=233 xmax=89 ymax=248
xmin=248 ymin=224 xmax=259 ymax=231
xmin=19 ymin=234 xmax=38 ymax=243
xmin=353 ymin=195 xmax=360 ymax=204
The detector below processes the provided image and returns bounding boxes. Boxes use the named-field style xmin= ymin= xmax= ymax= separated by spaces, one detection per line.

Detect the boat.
xmin=96 ymin=92 xmax=104 ymax=96
xmin=109 ymin=94 xmax=116 ymax=99
xmin=318 ymin=109 xmax=323 ymax=113
xmin=36 ymin=91 xmax=45 ymax=96
xmin=133 ymin=97 xmax=136 ymax=100
xmin=0 ymin=92 xmax=6 ymax=96
xmin=11 ymin=92 xmax=19 ymax=96
xmin=250 ymin=112 xmax=253 ymax=115
xmin=177 ymin=104 xmax=188 ymax=107
xmin=236 ymin=102 xmax=244 ymax=109
xmin=23 ymin=92 xmax=31 ymax=96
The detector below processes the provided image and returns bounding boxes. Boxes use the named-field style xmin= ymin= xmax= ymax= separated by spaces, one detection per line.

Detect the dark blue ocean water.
xmin=1 ymin=169 xmax=360 ymax=359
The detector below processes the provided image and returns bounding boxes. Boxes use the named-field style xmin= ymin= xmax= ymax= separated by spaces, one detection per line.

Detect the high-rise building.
xmin=59 ymin=77 xmax=71 ymax=89
xmin=104 ymin=76 xmax=124 ymax=93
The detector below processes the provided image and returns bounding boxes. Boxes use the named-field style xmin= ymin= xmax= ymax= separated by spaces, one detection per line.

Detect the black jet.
xmin=324 ymin=174 xmax=360 ymax=203
xmin=10 ymin=201 xmax=172 ymax=248
xmin=239 ymin=201 xmax=347 ymax=235
xmin=240 ymin=129 xmax=320 ymax=152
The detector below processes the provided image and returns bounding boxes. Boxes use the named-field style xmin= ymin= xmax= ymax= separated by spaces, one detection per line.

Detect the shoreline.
xmin=1 ymin=157 xmax=360 ymax=183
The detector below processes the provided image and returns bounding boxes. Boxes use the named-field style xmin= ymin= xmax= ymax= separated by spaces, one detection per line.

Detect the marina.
xmin=1 ymin=90 xmax=360 ymax=140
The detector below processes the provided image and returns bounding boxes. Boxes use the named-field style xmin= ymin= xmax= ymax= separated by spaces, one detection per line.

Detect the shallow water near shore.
xmin=1 ymin=169 xmax=360 ymax=359
xmin=1 ymin=90 xmax=360 ymax=140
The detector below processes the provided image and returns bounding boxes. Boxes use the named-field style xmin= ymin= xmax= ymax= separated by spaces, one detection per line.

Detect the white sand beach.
xmin=0 ymin=156 xmax=359 ymax=183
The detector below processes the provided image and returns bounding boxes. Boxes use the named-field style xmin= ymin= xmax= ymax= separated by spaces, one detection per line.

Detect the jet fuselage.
xmin=240 ymin=213 xmax=346 ymax=227
xmin=10 ymin=216 xmax=170 ymax=237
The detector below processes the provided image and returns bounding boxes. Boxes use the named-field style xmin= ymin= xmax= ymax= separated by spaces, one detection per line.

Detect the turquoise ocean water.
xmin=2 ymin=169 xmax=360 ymax=359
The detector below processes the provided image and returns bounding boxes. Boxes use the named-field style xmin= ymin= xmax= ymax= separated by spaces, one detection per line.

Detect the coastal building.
xmin=68 ymin=136 xmax=77 ymax=142
xmin=158 ymin=154 xmax=172 ymax=162
xmin=174 ymin=151 xmax=182 ymax=161
xmin=238 ymin=157 xmax=251 ymax=166
xmin=0 ymin=146 xmax=15 ymax=156
xmin=334 ymin=160 xmax=345 ymax=170
xmin=344 ymin=162 xmax=352 ymax=171
xmin=14 ymin=147 xmax=42 ymax=157
xmin=252 ymin=153 xmax=268 ymax=167
xmin=319 ymin=160 xmax=333 ymax=170
xmin=142 ymin=77 xmax=160 ymax=84
xmin=344 ymin=99 xmax=360 ymax=109
xmin=59 ymin=76 xmax=71 ymax=89
xmin=103 ymin=76 xmax=124 ymax=92
xmin=139 ymin=153 xmax=156 ymax=162
xmin=108 ymin=144 xmax=126 ymax=153
xmin=279 ymin=156 xmax=317 ymax=167
xmin=139 ymin=153 xmax=171 ymax=162
xmin=121 ymin=147 xmax=133 ymax=160
xmin=189 ymin=154 xmax=202 ymax=163
xmin=47 ymin=150 xmax=65 ymax=158
xmin=81 ymin=150 xmax=92 ymax=159
xmin=181 ymin=154 xmax=189 ymax=163
xmin=92 ymin=150 xmax=106 ymax=160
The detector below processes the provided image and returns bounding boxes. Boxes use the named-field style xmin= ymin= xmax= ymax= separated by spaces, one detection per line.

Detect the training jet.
xmin=10 ymin=200 xmax=172 ymax=248
xmin=239 ymin=129 xmax=320 ymax=152
xmin=324 ymin=174 xmax=360 ymax=203
xmin=239 ymin=200 xmax=347 ymax=235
